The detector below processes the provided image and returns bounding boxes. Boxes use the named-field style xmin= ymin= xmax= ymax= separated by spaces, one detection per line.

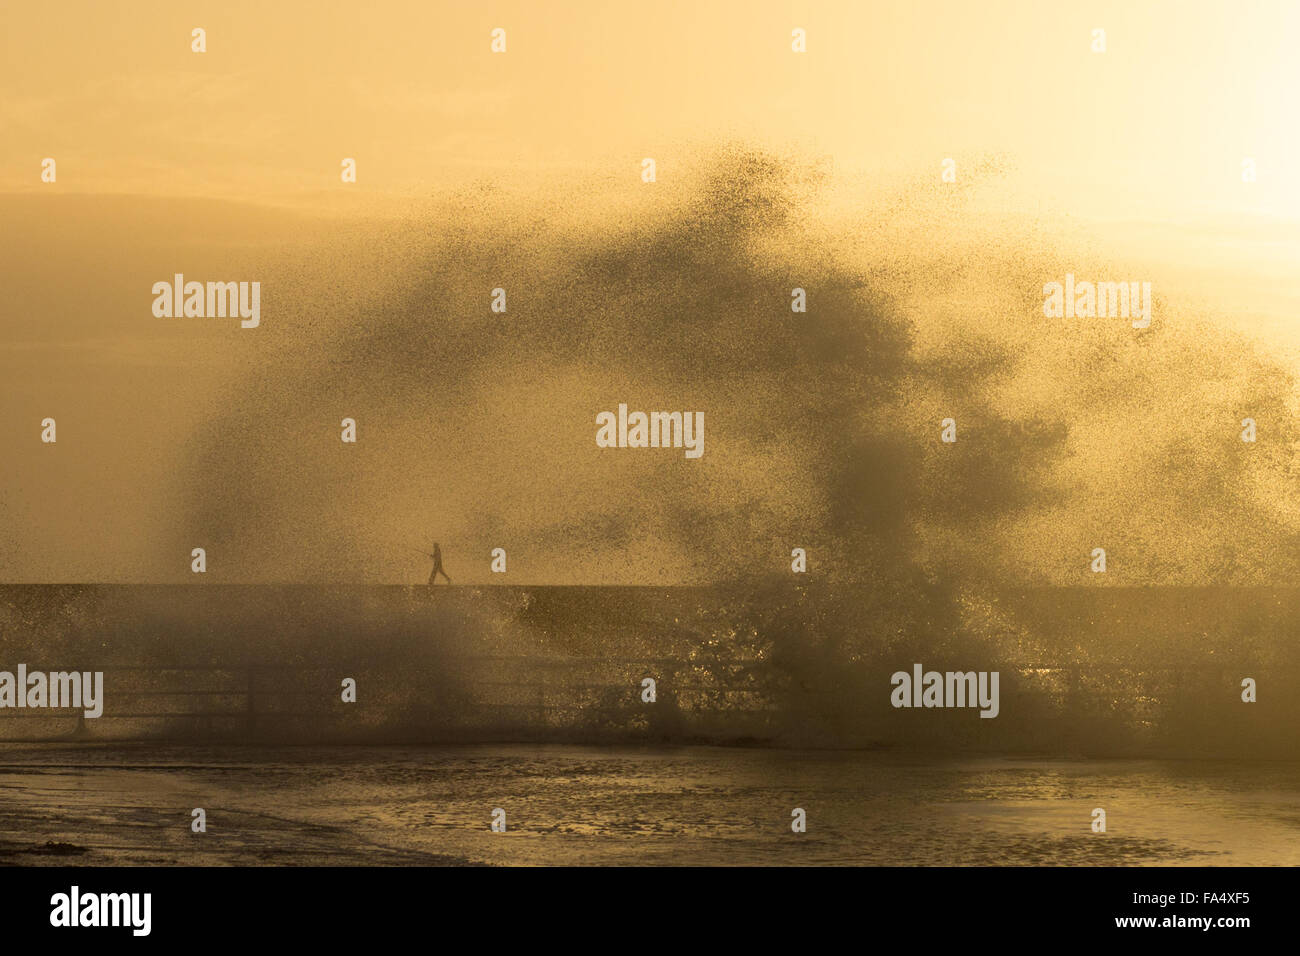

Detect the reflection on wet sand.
xmin=0 ymin=745 xmax=1295 ymax=866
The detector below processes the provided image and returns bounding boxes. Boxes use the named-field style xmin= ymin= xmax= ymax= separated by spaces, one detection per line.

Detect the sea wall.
xmin=0 ymin=584 xmax=1292 ymax=757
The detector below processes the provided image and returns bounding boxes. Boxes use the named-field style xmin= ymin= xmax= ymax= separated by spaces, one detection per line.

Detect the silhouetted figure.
xmin=428 ymin=543 xmax=451 ymax=585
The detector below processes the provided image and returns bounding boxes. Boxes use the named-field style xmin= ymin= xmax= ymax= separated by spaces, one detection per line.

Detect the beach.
xmin=1 ymin=744 xmax=1296 ymax=867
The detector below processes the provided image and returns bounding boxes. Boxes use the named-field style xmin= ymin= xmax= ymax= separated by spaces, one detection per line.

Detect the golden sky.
xmin=2 ymin=1 xmax=1299 ymax=584
xmin=3 ymin=1 xmax=1298 ymax=219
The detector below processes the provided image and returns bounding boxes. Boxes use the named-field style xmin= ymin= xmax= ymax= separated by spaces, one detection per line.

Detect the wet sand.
xmin=0 ymin=744 xmax=1296 ymax=866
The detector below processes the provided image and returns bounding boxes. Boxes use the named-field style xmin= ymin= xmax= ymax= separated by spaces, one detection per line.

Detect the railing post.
xmin=246 ymin=667 xmax=256 ymax=735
